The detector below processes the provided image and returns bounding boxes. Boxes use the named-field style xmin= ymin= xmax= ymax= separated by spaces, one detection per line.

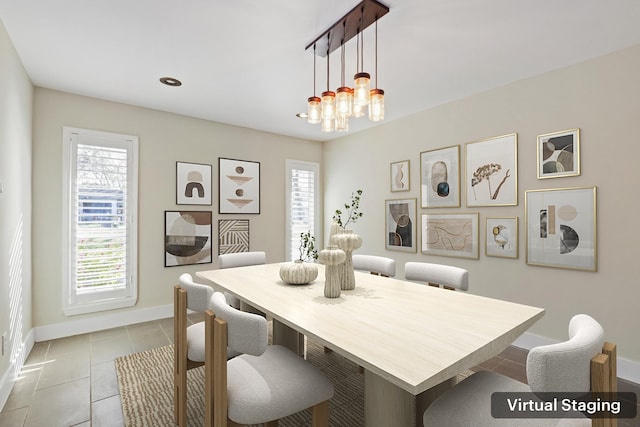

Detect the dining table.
xmin=196 ymin=262 xmax=544 ymax=427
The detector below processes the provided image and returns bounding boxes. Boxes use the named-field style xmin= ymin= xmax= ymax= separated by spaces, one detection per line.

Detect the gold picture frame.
xmin=420 ymin=145 xmax=460 ymax=208
xmin=537 ymin=128 xmax=580 ymax=179
xmin=390 ymin=160 xmax=410 ymax=192
xmin=465 ymin=133 xmax=518 ymax=207
xmin=421 ymin=212 xmax=479 ymax=259
xmin=525 ymin=187 xmax=597 ymax=271
xmin=485 ymin=217 xmax=518 ymax=259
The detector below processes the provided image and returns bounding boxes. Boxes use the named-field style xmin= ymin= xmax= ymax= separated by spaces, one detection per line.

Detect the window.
xmin=285 ymin=160 xmax=320 ymax=262
xmin=62 ymin=127 xmax=138 ymax=315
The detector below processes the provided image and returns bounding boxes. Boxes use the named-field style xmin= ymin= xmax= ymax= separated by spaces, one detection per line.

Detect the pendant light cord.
xmin=326 ymin=33 xmax=331 ymax=92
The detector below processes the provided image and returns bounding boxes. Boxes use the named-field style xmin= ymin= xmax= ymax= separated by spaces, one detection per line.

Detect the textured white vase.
xmin=332 ymin=229 xmax=362 ymax=291
xmin=318 ymin=245 xmax=346 ymax=298
xmin=279 ymin=260 xmax=318 ymax=285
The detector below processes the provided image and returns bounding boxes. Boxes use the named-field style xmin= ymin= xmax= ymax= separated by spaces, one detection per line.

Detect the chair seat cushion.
xmin=186 ymin=322 xmax=240 ymax=362
xmin=227 ymin=345 xmax=334 ymax=425
xmin=423 ymin=371 xmax=589 ymax=427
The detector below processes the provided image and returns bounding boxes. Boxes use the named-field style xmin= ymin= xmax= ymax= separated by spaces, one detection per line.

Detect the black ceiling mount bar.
xmin=305 ymin=0 xmax=389 ymax=57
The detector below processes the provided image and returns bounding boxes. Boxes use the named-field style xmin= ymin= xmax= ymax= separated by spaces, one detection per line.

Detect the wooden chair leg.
xmin=591 ymin=342 xmax=618 ymax=427
xmin=174 ymin=286 xmax=188 ymax=427
xmin=312 ymin=401 xmax=330 ymax=427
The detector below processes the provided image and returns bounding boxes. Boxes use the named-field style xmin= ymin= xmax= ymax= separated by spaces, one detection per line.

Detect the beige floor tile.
xmin=0 ymin=407 xmax=27 ymax=427
xmin=90 ymin=336 xmax=134 ymax=366
xmin=46 ymin=334 xmax=90 ymax=358
xmin=90 ymin=360 xmax=119 ymax=402
xmin=91 ymin=394 xmax=124 ymax=427
xmin=37 ymin=350 xmax=90 ymax=390
xmin=90 ymin=326 xmax=128 ymax=343
xmin=24 ymin=378 xmax=90 ymax=427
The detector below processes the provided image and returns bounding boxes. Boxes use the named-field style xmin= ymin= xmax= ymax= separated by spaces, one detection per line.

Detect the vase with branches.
xmin=279 ymin=231 xmax=318 ymax=285
xmin=330 ymin=190 xmax=363 ymax=290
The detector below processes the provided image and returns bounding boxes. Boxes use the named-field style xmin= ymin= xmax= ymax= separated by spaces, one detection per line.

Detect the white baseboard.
xmin=0 ymin=328 xmax=35 ymax=411
xmin=33 ymin=304 xmax=173 ymax=342
xmin=513 ymin=331 xmax=640 ymax=385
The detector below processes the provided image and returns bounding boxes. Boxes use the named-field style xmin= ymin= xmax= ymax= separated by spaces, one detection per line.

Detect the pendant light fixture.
xmin=353 ymin=7 xmax=370 ymax=109
xmin=307 ymin=44 xmax=321 ymax=124
xmin=302 ymin=0 xmax=389 ymax=133
xmin=369 ymin=16 xmax=384 ymax=122
xmin=320 ymin=34 xmax=336 ymax=133
xmin=335 ymin=35 xmax=353 ymax=132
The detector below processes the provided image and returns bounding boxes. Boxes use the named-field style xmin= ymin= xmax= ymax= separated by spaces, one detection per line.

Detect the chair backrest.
xmin=526 ymin=313 xmax=605 ymax=393
xmin=178 ymin=273 xmax=213 ymax=312
xmin=209 ymin=292 xmax=268 ymax=356
xmin=352 ymin=254 xmax=396 ymax=277
xmin=218 ymin=251 xmax=266 ymax=269
xmin=404 ymin=262 xmax=469 ymax=291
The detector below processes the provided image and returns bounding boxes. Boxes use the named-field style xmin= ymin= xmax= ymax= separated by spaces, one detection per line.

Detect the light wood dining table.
xmin=197 ymin=262 xmax=544 ymax=427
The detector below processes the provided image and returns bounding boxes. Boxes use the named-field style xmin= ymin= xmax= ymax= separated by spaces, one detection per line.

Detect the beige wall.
xmin=324 ymin=45 xmax=640 ymax=369
xmin=0 ymin=19 xmax=33 ymax=385
xmin=31 ymin=88 xmax=322 ymax=328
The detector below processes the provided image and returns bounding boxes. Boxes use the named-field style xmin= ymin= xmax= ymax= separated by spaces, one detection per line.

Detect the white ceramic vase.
xmin=332 ymin=228 xmax=362 ymax=291
xmin=318 ymin=245 xmax=346 ymax=298
xmin=279 ymin=260 xmax=318 ymax=285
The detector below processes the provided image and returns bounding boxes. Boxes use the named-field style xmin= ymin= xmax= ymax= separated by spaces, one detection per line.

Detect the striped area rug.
xmin=115 ymin=339 xmax=365 ymax=426
xmin=116 ymin=337 xmax=474 ymax=426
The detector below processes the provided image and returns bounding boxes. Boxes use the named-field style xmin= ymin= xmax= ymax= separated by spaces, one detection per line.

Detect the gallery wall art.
xmin=525 ymin=187 xmax=597 ymax=271
xmin=390 ymin=160 xmax=410 ymax=192
xmin=486 ymin=217 xmax=519 ymax=259
xmin=421 ymin=212 xmax=479 ymax=259
xmin=164 ymin=211 xmax=212 ymax=267
xmin=465 ymin=133 xmax=518 ymax=207
xmin=537 ymin=128 xmax=580 ymax=179
xmin=420 ymin=145 xmax=460 ymax=208
xmin=176 ymin=162 xmax=212 ymax=205
xmin=218 ymin=219 xmax=250 ymax=255
xmin=385 ymin=198 xmax=417 ymax=252
xmin=219 ymin=158 xmax=260 ymax=214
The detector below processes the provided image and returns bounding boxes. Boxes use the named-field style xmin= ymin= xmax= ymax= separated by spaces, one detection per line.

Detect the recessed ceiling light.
xmin=296 ymin=112 xmax=308 ymax=118
xmin=159 ymin=77 xmax=182 ymax=87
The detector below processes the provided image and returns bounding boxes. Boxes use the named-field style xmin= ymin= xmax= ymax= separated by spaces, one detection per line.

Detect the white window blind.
xmin=62 ymin=127 xmax=138 ymax=315
xmin=285 ymin=160 xmax=320 ymax=262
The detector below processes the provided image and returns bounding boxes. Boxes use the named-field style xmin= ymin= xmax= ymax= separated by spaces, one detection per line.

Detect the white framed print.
xmin=486 ymin=217 xmax=518 ymax=258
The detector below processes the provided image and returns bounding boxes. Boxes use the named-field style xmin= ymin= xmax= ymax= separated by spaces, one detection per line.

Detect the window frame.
xmin=62 ymin=126 xmax=139 ymax=316
xmin=285 ymin=159 xmax=320 ymax=262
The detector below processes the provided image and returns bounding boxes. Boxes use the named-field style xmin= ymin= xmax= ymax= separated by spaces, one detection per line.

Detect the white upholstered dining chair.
xmin=404 ymin=261 xmax=469 ymax=291
xmin=217 ymin=251 xmax=266 ymax=312
xmin=204 ymin=292 xmax=334 ymax=427
xmin=423 ymin=314 xmax=617 ymax=427
xmin=352 ymin=254 xmax=396 ymax=277
xmin=174 ymin=274 xmax=241 ymax=427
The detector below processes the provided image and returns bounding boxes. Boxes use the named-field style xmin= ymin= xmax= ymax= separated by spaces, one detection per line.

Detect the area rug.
xmin=116 ymin=338 xmax=472 ymax=426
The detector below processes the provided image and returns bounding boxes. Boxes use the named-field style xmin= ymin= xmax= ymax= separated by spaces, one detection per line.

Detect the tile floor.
xmin=1 ymin=317 xmax=638 ymax=427
xmin=0 ymin=317 xmax=176 ymax=427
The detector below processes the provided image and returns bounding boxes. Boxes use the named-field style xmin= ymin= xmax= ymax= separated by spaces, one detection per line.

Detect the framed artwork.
xmin=164 ymin=211 xmax=212 ymax=267
xmin=176 ymin=162 xmax=212 ymax=205
xmin=420 ymin=145 xmax=460 ymax=208
xmin=421 ymin=212 xmax=479 ymax=259
xmin=525 ymin=187 xmax=597 ymax=271
xmin=537 ymin=128 xmax=580 ymax=179
xmin=486 ymin=217 xmax=518 ymax=258
xmin=390 ymin=160 xmax=410 ymax=192
xmin=218 ymin=219 xmax=249 ymax=255
xmin=385 ymin=198 xmax=417 ymax=252
xmin=465 ymin=133 xmax=518 ymax=206
xmin=219 ymin=158 xmax=260 ymax=214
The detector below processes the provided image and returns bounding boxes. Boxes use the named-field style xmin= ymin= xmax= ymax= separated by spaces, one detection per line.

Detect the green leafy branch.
xmin=298 ymin=231 xmax=318 ymax=262
xmin=332 ymin=189 xmax=364 ymax=229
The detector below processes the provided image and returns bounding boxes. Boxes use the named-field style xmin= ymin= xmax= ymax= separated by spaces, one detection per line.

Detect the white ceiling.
xmin=1 ymin=0 xmax=640 ymax=142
